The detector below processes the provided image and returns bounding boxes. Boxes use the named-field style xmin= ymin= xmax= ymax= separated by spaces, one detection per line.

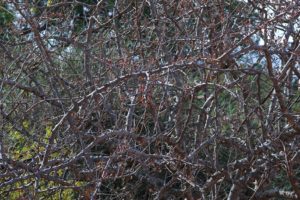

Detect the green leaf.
xmin=45 ymin=124 xmax=53 ymax=139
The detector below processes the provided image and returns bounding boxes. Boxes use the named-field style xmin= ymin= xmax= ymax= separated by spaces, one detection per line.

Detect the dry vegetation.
xmin=1 ymin=0 xmax=300 ymax=199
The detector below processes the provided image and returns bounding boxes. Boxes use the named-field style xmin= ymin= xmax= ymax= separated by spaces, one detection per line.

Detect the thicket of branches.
xmin=1 ymin=0 xmax=300 ymax=199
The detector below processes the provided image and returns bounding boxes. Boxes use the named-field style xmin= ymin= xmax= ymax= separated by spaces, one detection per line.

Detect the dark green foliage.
xmin=0 ymin=4 xmax=13 ymax=27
